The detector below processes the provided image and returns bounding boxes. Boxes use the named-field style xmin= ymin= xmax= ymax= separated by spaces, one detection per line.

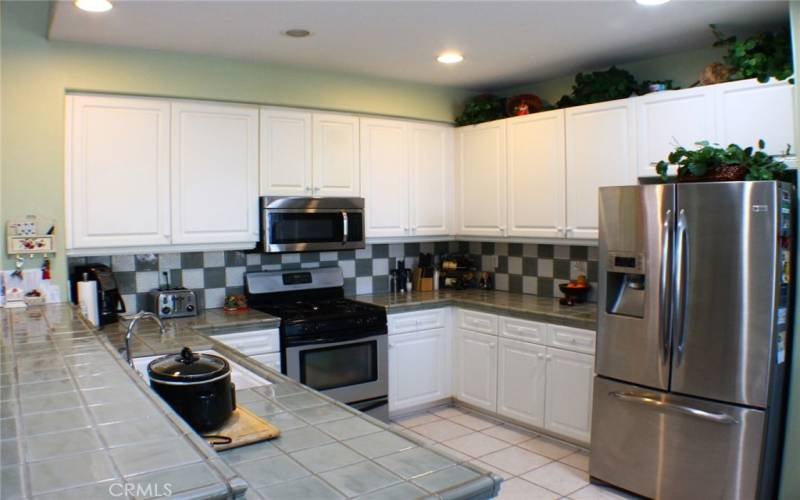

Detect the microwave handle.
xmin=342 ymin=211 xmax=349 ymax=244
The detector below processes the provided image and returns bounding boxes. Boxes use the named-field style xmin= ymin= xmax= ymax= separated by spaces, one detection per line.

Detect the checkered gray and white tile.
xmin=67 ymin=241 xmax=597 ymax=312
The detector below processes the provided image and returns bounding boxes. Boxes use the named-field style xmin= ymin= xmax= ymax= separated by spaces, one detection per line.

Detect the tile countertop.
xmin=0 ymin=304 xmax=501 ymax=500
xmin=356 ymin=289 xmax=597 ymax=330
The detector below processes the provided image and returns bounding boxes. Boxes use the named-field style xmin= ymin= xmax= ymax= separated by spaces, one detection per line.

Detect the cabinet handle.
xmin=389 ymin=343 xmax=394 ymax=349
xmin=305 ymin=186 xmax=312 ymax=192
xmin=313 ymin=187 xmax=320 ymax=193
xmin=537 ymin=353 xmax=545 ymax=359
xmin=489 ymin=342 xmax=496 ymax=349
xmin=546 ymin=354 xmax=552 ymax=361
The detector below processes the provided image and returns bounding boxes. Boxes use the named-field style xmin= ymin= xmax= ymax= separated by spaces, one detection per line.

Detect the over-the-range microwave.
xmin=260 ymin=197 xmax=365 ymax=253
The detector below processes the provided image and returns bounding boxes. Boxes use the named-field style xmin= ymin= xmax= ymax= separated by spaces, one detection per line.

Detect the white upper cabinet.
xmin=410 ymin=123 xmax=453 ymax=236
xmin=259 ymin=108 xmax=313 ymax=196
xmin=66 ymin=95 xmax=172 ymax=250
xmin=565 ymin=98 xmax=637 ymax=240
xmin=544 ymin=347 xmax=594 ymax=443
xmin=507 ymin=110 xmax=566 ymax=238
xmin=171 ymin=101 xmax=259 ymax=244
xmin=361 ymin=118 xmax=410 ymax=238
xmin=636 ymin=87 xmax=716 ymax=178
xmin=313 ymin=113 xmax=360 ymax=197
xmin=457 ymin=120 xmax=507 ymax=237
xmin=715 ymin=78 xmax=795 ymax=157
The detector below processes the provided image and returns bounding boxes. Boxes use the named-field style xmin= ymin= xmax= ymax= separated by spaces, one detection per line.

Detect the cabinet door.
xmin=313 ymin=113 xmax=360 ymax=197
xmin=636 ymin=88 xmax=716 ymax=178
xmin=66 ymin=95 xmax=171 ymax=249
xmin=715 ymin=78 xmax=795 ymax=157
xmin=410 ymin=123 xmax=454 ymax=236
xmin=507 ymin=110 xmax=566 ymax=238
xmin=389 ymin=328 xmax=449 ymax=412
xmin=259 ymin=107 xmax=312 ymax=196
xmin=565 ymin=99 xmax=636 ymax=240
xmin=497 ymin=338 xmax=547 ymax=427
xmin=456 ymin=120 xmax=507 ymax=237
xmin=171 ymin=101 xmax=259 ymax=244
xmin=545 ymin=347 xmax=594 ymax=443
xmin=361 ymin=118 xmax=410 ymax=238
xmin=454 ymin=328 xmax=498 ymax=412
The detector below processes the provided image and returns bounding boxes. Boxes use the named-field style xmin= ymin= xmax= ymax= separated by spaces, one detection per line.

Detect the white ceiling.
xmin=48 ymin=0 xmax=789 ymax=91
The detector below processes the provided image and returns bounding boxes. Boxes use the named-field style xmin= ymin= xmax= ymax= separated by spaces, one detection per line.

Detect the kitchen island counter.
xmin=1 ymin=304 xmax=501 ymax=500
xmin=357 ymin=289 xmax=597 ymax=330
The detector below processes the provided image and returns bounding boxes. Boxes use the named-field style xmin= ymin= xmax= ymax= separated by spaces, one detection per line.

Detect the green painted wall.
xmin=498 ymin=46 xmax=726 ymax=105
xmin=780 ymin=4 xmax=800 ymax=499
xmin=0 ymin=1 xmax=472 ymax=294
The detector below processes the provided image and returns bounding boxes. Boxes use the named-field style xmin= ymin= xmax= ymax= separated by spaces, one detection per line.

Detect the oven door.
xmin=263 ymin=207 xmax=365 ymax=253
xmin=285 ymin=334 xmax=388 ymax=406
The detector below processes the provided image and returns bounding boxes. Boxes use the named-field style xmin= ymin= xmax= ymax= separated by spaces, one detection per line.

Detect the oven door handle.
xmin=286 ymin=332 xmax=386 ymax=347
xmin=342 ymin=211 xmax=349 ymax=244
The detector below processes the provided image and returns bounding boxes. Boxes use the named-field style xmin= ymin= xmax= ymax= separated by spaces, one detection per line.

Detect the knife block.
xmin=413 ymin=269 xmax=434 ymax=292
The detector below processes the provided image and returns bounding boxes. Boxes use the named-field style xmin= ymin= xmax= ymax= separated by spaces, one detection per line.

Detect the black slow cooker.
xmin=147 ymin=347 xmax=236 ymax=432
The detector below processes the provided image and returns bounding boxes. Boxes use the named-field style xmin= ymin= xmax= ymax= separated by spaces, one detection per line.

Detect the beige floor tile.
xmin=412 ymin=419 xmax=472 ymax=442
xmin=568 ymin=483 xmax=639 ymax=500
xmin=442 ymin=432 xmax=510 ymax=458
xmin=518 ymin=436 xmax=578 ymax=460
xmin=432 ymin=443 xmax=471 ymax=462
xmin=430 ymin=406 xmax=467 ymax=419
xmin=521 ymin=462 xmax=589 ymax=496
xmin=469 ymin=459 xmax=514 ymax=480
xmin=560 ymin=450 xmax=590 ymax=472
xmin=495 ymin=478 xmax=560 ymax=500
xmin=482 ymin=424 xmax=538 ymax=445
xmin=449 ymin=412 xmax=500 ymax=431
xmin=479 ymin=446 xmax=551 ymax=476
xmin=393 ymin=412 xmax=441 ymax=428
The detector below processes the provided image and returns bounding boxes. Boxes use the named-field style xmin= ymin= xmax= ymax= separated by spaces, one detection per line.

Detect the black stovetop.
xmin=250 ymin=295 xmax=387 ymax=341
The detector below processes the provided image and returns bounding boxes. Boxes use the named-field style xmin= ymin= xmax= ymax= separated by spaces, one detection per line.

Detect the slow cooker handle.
xmin=230 ymin=382 xmax=237 ymax=410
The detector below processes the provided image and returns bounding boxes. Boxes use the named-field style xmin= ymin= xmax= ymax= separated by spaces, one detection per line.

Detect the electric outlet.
xmin=492 ymin=255 xmax=499 ymax=269
xmin=572 ymin=261 xmax=587 ymax=278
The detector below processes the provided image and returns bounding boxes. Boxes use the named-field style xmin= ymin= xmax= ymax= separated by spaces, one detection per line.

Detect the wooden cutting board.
xmin=203 ymin=406 xmax=280 ymax=451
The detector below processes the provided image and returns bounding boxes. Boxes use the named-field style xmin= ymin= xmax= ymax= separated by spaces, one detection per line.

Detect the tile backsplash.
xmin=456 ymin=241 xmax=599 ymax=302
xmin=68 ymin=241 xmax=598 ymax=311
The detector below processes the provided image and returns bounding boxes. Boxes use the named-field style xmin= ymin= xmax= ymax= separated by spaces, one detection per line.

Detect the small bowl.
xmin=558 ymin=284 xmax=591 ymax=305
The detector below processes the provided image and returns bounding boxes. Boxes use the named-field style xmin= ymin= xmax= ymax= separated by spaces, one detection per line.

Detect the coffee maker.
xmin=70 ymin=264 xmax=126 ymax=326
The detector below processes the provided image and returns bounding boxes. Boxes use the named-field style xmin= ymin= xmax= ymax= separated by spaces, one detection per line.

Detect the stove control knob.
xmin=161 ymin=306 xmax=171 ymax=315
xmin=186 ymin=304 xmax=195 ymax=312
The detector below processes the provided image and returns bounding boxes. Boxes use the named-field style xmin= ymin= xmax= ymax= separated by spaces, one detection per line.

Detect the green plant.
xmin=556 ymin=66 xmax=639 ymax=108
xmin=711 ymin=24 xmax=793 ymax=83
xmin=655 ymin=140 xmax=789 ymax=181
xmin=455 ymin=94 xmax=506 ymax=126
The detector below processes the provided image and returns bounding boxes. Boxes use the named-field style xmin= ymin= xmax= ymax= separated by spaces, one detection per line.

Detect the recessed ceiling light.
xmin=437 ymin=52 xmax=464 ymax=64
xmin=74 ymin=0 xmax=113 ymax=12
xmin=635 ymin=0 xmax=670 ymax=5
xmin=283 ymin=29 xmax=312 ymax=38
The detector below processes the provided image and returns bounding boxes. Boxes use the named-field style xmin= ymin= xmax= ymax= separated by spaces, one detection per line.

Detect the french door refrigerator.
xmin=592 ymin=181 xmax=794 ymax=500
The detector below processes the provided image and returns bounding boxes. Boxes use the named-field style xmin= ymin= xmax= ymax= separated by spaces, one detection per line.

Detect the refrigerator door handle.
xmin=659 ymin=209 xmax=673 ymax=365
xmin=673 ymin=208 xmax=689 ymax=365
xmin=609 ymin=391 xmax=738 ymax=425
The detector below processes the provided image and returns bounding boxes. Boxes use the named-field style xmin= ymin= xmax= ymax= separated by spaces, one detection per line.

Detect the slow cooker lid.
xmin=147 ymin=347 xmax=229 ymax=383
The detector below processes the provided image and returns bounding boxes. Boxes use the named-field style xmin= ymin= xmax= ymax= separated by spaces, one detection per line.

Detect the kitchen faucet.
xmin=124 ymin=311 xmax=165 ymax=367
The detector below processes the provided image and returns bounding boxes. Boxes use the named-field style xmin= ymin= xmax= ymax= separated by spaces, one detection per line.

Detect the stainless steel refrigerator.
xmin=592 ymin=181 xmax=794 ymax=500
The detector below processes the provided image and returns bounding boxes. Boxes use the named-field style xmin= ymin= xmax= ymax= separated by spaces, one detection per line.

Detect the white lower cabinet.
xmin=389 ymin=328 xmax=449 ymax=412
xmin=497 ymin=338 xmax=547 ymax=427
xmin=454 ymin=328 xmax=498 ymax=412
xmin=544 ymin=347 xmax=594 ymax=443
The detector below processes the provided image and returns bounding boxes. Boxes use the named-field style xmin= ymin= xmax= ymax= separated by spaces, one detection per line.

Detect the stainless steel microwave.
xmin=260 ymin=197 xmax=365 ymax=253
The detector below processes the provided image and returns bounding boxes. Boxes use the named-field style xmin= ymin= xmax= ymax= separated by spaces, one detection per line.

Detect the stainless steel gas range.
xmin=245 ymin=267 xmax=389 ymax=421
